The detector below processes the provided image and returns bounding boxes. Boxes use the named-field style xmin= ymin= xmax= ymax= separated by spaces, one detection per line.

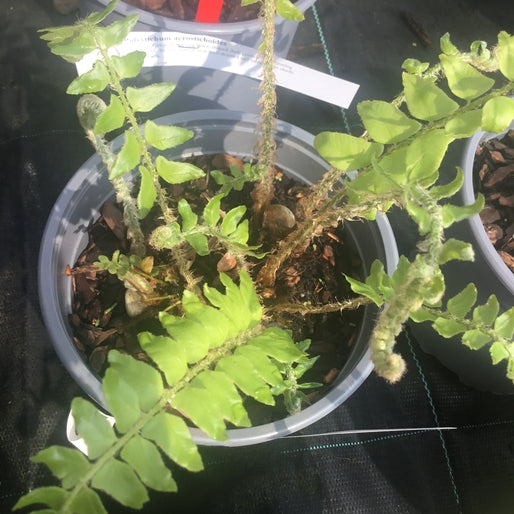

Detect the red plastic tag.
xmin=195 ymin=0 xmax=224 ymax=23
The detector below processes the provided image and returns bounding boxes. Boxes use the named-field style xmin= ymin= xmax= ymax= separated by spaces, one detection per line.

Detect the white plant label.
xmin=76 ymin=31 xmax=359 ymax=109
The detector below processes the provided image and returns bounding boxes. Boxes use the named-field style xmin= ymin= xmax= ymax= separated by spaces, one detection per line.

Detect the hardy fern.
xmin=14 ymin=271 xmax=311 ymax=513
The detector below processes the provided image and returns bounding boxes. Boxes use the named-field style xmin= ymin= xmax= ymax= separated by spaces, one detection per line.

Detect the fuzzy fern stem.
xmin=371 ymin=186 xmax=445 ymax=382
xmin=251 ymin=0 xmax=278 ymax=224
xmin=77 ymin=94 xmax=147 ymax=257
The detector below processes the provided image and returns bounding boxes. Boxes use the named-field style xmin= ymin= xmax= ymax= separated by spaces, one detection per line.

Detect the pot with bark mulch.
xmin=39 ymin=110 xmax=399 ymax=446
xmin=412 ymin=120 xmax=514 ymax=394
xmin=79 ymin=0 xmax=317 ymax=57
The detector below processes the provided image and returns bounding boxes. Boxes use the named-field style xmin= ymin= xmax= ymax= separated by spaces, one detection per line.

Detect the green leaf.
xmin=107 ymin=350 xmax=163 ymax=411
xmin=228 ymin=219 xmax=250 ymax=245
xmin=445 ymin=110 xmax=482 ymax=138
xmin=430 ymin=167 xmax=464 ymax=200
xmin=433 ymin=318 xmax=467 ymax=337
xmin=159 ymin=314 xmax=211 ymax=363
xmin=138 ymin=332 xmax=188 ymax=385
xmin=314 ymin=131 xmax=384 ymax=170
xmin=446 ymin=283 xmax=477 ymax=317
xmin=390 ymin=255 xmax=411 ymax=290
xmin=441 ymin=195 xmax=484 ymax=227
xmin=221 ymin=205 xmax=246 ymax=235
xmin=92 ymin=458 xmax=148 ymax=509
xmin=410 ymin=307 xmax=437 ymax=323
xmin=490 ymin=341 xmax=511 ymax=365
xmin=43 ymin=29 xmax=97 ymax=63
xmin=438 ymin=238 xmax=474 ymax=264
xmin=276 ymin=0 xmax=305 ymax=20
xmin=95 ymin=15 xmax=139 ymax=48
xmin=216 ymin=354 xmax=275 ymax=406
xmin=144 ymin=120 xmax=194 ymax=150
xmin=156 ymin=156 xmax=205 ymax=184
xmin=141 ymin=412 xmax=203 ymax=472
xmin=180 ymin=291 xmax=232 ymax=348
xmin=192 ymin=370 xmax=251 ymax=427
xmin=481 ymin=97 xmax=514 ymax=133
xmin=71 ymin=397 xmax=117 ymax=460
xmin=69 ymin=487 xmax=107 ymax=514
xmin=403 ymin=72 xmax=459 ymax=121
xmin=94 ymin=94 xmax=125 ymax=134
xmin=203 ymin=272 xmax=262 ymax=334
xmin=440 ymin=33 xmax=460 ymax=55
xmin=203 ymin=194 xmax=223 ymax=226
xmin=32 ymin=446 xmax=91 ymax=489
xmin=470 ymin=39 xmax=490 ymax=60
xmin=405 ymin=194 xmax=432 ymax=234
xmin=405 ymin=129 xmax=453 ymax=185
xmin=357 ymin=100 xmax=421 ymax=144
xmin=121 ymin=436 xmax=177 ymax=492
xmin=462 ymin=329 xmax=492 ymax=350
xmin=494 ymin=307 xmax=514 ymax=339
xmin=126 ymin=83 xmax=176 ymax=113
xmin=235 ymin=345 xmax=284 ymax=387
xmin=67 ymin=61 xmax=110 ymax=94
xmin=102 ymin=367 xmax=141 ymax=434
xmin=185 ymin=233 xmax=210 ymax=256
xmin=85 ymin=0 xmax=118 ymax=25
xmin=473 ymin=295 xmax=500 ymax=325
xmin=345 ymin=274 xmax=384 ymax=306
xmin=178 ymin=198 xmax=198 ymax=231
xmin=110 ymin=50 xmax=145 ymax=79
xmin=497 ymin=31 xmax=514 ymax=81
xmin=109 ymin=130 xmax=140 ymax=179
xmin=439 ymin=54 xmax=495 ymax=100
xmin=138 ymin=165 xmax=157 ymax=219
xmin=402 ymin=58 xmax=429 ymax=74
xmin=13 ymin=487 xmax=67 ymax=511
xmin=247 ymin=327 xmax=306 ymax=363
xmin=171 ymin=386 xmax=229 ymax=440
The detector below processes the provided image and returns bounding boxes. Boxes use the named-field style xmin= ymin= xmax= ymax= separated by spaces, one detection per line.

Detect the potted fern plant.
xmin=14 ymin=0 xmax=514 ymax=512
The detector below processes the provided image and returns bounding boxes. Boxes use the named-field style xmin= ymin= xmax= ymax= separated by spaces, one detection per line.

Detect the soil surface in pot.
xmin=122 ymin=0 xmax=262 ymax=22
xmin=68 ymin=154 xmax=366 ymax=424
xmin=474 ymin=129 xmax=514 ymax=272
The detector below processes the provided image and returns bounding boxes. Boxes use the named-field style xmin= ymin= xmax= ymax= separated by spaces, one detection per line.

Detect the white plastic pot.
xmin=39 ymin=110 xmax=399 ymax=446
xmin=413 ymin=121 xmax=514 ymax=393
xmin=79 ymin=0 xmax=317 ymax=57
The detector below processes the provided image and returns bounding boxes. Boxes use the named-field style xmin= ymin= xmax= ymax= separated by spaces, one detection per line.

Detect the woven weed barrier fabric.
xmin=1 ymin=1 xmax=514 ymax=513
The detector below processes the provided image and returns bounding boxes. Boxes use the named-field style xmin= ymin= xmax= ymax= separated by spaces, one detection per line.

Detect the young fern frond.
xmin=149 ymin=196 xmax=266 ymax=261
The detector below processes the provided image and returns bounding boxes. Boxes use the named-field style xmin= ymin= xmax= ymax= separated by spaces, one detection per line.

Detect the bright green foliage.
xmin=357 ymin=100 xmax=421 ymax=144
xmin=40 ymin=0 xmax=202 ymax=224
xmin=498 ymin=30 xmax=514 ymax=80
xmin=15 ymin=271 xmax=314 ymax=512
xmin=313 ymin=131 xmax=383 ymax=171
xmin=402 ymin=72 xmax=459 ymax=121
xmin=481 ymin=96 xmax=514 ymax=133
xmin=276 ymin=0 xmax=305 ymax=20
xmin=411 ymin=286 xmax=514 ymax=378
xmin=94 ymin=95 xmax=125 ymax=134
xmin=155 ymin=155 xmax=205 ymax=184
xmin=212 ymin=161 xmax=264 ymax=194
xmin=144 ymin=120 xmax=194 ymax=151
xmin=149 ymin=197 xmax=264 ymax=258
xmin=439 ymin=54 xmax=495 ymax=100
